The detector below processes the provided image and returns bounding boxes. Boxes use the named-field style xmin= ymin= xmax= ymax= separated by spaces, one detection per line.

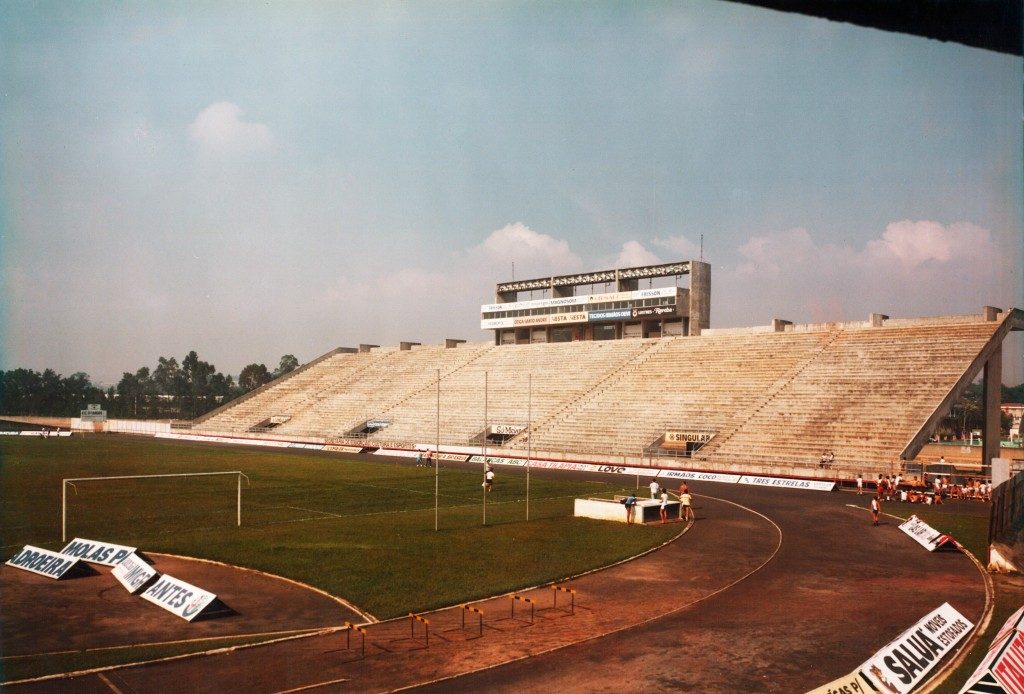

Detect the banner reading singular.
xmin=141 ymin=574 xmax=218 ymax=621
xmin=898 ymin=515 xmax=956 ymax=552
xmin=60 ymin=538 xmax=137 ymax=567
xmin=111 ymin=552 xmax=159 ymax=594
xmin=860 ymin=602 xmax=973 ymax=694
xmin=6 ymin=545 xmax=85 ymax=579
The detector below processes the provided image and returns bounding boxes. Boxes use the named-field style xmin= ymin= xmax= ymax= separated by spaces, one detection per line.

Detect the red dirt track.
xmin=5 ymin=483 xmax=986 ymax=693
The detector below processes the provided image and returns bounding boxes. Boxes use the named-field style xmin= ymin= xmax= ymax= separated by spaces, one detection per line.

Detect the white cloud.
xmin=614 ymin=240 xmax=662 ymax=268
xmin=469 ymin=223 xmax=582 ymax=279
xmin=188 ymin=102 xmax=272 ymax=155
xmin=652 ymin=235 xmax=702 ymax=261
xmin=716 ymin=220 xmax=1010 ymax=328
xmin=864 ymin=220 xmax=986 ymax=269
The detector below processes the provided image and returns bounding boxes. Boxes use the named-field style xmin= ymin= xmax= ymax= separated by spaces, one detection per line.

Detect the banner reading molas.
xmin=60 ymin=537 xmax=137 ymax=566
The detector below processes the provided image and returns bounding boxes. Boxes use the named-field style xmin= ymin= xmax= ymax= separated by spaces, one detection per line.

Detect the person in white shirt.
xmin=856 ymin=474 xmax=864 ymax=495
xmin=659 ymin=489 xmax=669 ymax=524
xmin=649 ymin=478 xmax=659 ymax=499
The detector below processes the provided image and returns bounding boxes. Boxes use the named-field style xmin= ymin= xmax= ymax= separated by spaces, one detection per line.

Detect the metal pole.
xmin=435 ymin=368 xmax=440 ymax=532
xmin=62 ymin=480 xmax=67 ymax=543
xmin=237 ymin=473 xmax=242 ymax=527
xmin=527 ymin=372 xmax=531 ymax=521
xmin=484 ymin=371 xmax=488 ymax=526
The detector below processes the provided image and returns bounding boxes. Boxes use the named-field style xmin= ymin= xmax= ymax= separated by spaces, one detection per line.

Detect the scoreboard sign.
xmin=60 ymin=537 xmax=137 ymax=566
xmin=7 ymin=545 xmax=84 ymax=579
xmin=80 ymin=403 xmax=107 ymax=422
xmin=141 ymin=574 xmax=218 ymax=621
xmin=111 ymin=553 xmax=159 ymax=594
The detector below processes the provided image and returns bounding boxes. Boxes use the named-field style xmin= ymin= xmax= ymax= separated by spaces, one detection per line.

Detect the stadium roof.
xmin=726 ymin=0 xmax=1022 ymax=55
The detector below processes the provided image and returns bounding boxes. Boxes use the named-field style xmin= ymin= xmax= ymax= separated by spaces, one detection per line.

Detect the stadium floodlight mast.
xmin=62 ymin=471 xmax=249 ymax=543
xmin=526 ymin=372 xmax=532 ymax=521
xmin=483 ymin=370 xmax=488 ymax=526
xmin=435 ymin=368 xmax=440 ymax=532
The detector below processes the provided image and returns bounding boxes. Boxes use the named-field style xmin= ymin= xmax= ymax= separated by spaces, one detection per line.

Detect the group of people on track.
xmin=622 ymin=479 xmax=693 ymax=525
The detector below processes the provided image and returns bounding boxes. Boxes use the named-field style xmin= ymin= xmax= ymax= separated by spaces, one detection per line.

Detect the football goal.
xmin=62 ymin=471 xmax=249 ymax=542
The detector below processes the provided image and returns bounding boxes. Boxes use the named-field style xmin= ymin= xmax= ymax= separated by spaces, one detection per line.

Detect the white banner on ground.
xmin=140 ymin=574 xmax=217 ymax=622
xmin=371 ymin=449 xmax=418 ymax=458
xmin=898 ymin=515 xmax=955 ymax=552
xmin=738 ymin=475 xmax=836 ymax=492
xmin=860 ymin=602 xmax=973 ymax=694
xmin=60 ymin=538 xmax=137 ymax=567
xmin=289 ymin=443 xmax=325 ymax=450
xmin=806 ymin=670 xmax=876 ymax=694
xmin=111 ymin=552 xmax=159 ymax=594
xmin=958 ymin=605 xmax=1024 ymax=694
xmin=6 ymin=545 xmax=83 ymax=579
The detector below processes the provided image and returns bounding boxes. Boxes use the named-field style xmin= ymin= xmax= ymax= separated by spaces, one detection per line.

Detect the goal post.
xmin=62 ymin=471 xmax=249 ymax=542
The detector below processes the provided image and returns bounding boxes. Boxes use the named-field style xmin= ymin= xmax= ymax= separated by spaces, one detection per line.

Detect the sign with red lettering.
xmin=898 ymin=515 xmax=955 ymax=552
xmin=959 ymin=606 xmax=1024 ymax=694
xmin=141 ymin=574 xmax=217 ymax=621
xmin=6 ymin=545 xmax=83 ymax=579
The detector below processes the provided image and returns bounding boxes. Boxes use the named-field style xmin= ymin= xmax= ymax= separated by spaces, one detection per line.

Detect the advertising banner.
xmin=898 ymin=515 xmax=955 ymax=552
xmin=6 ymin=545 xmax=84 ymax=579
xmin=664 ymin=431 xmax=715 ymax=445
xmin=737 ymin=475 xmax=836 ymax=492
xmin=959 ymin=605 xmax=1024 ymax=694
xmin=111 ymin=552 xmax=159 ymax=594
xmin=141 ymin=574 xmax=218 ymax=622
xmin=60 ymin=538 xmax=137 ymax=567
xmin=659 ymin=469 xmax=743 ymax=484
xmin=806 ymin=670 xmax=876 ymax=694
xmin=323 ymin=445 xmax=364 ymax=453
xmin=861 ymin=602 xmax=973 ymax=694
xmin=490 ymin=424 xmax=525 ymax=436
xmin=588 ymin=309 xmax=632 ymax=321
xmin=632 ymin=305 xmax=677 ymax=318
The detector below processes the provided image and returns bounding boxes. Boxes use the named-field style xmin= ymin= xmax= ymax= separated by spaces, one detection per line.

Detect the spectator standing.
xmin=659 ymin=488 xmax=669 ymax=524
xmin=623 ymin=494 xmax=637 ymax=524
xmin=649 ymin=478 xmax=660 ymax=499
xmin=680 ymin=491 xmax=693 ymax=521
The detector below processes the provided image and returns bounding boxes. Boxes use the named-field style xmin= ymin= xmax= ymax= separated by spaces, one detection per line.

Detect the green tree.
xmin=274 ymin=354 xmax=300 ymax=379
xmin=238 ymin=363 xmax=271 ymax=393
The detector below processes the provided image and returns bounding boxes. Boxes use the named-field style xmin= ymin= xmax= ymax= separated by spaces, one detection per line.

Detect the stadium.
xmin=3 ymin=257 xmax=1024 ymax=693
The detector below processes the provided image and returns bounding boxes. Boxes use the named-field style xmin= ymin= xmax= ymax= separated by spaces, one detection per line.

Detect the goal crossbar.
xmin=62 ymin=471 xmax=249 ymax=542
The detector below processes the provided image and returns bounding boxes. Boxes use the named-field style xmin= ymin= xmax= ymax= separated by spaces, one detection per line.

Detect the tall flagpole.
xmin=527 ymin=372 xmax=531 ymax=521
xmin=435 ymin=368 xmax=440 ymax=532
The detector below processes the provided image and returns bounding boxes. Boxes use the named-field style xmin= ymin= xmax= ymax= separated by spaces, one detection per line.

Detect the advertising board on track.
xmin=6 ymin=545 xmax=85 ymax=579
xmin=141 ymin=574 xmax=218 ymax=622
xmin=60 ymin=537 xmax=137 ymax=566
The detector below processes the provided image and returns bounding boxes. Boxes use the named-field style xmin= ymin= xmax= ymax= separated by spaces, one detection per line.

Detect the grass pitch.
xmin=1 ymin=435 xmax=678 ymax=619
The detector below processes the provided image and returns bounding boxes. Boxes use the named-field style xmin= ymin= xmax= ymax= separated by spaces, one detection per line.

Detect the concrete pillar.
xmin=983 ymin=306 xmax=1002 ymax=321
xmin=445 ymin=339 xmax=466 ymax=348
xmin=772 ymin=319 xmax=793 ymax=332
xmin=983 ymin=344 xmax=1002 ymax=474
xmin=869 ymin=313 xmax=889 ymax=327
xmin=358 ymin=344 xmax=379 ymax=353
xmin=688 ymin=261 xmax=711 ymax=335
xmin=400 ymin=342 xmax=420 ymax=351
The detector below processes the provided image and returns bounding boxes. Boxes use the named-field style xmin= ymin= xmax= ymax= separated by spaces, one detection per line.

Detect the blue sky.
xmin=2 ymin=2 xmax=1021 ymax=385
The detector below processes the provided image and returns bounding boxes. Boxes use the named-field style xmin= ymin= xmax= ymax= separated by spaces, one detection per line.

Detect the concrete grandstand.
xmin=193 ymin=262 xmax=1023 ymax=480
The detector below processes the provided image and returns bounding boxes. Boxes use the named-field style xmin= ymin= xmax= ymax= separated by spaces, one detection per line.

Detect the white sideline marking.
xmin=273 ymin=677 xmax=349 ymax=693
xmin=96 ymin=672 xmax=125 ymax=694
